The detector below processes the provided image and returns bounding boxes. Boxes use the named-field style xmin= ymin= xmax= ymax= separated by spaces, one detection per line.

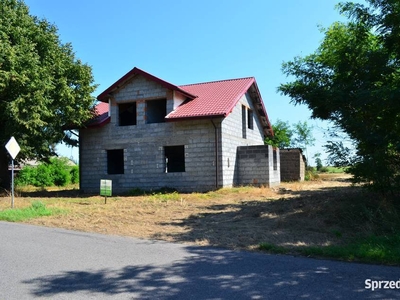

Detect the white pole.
xmin=11 ymin=159 xmax=14 ymax=209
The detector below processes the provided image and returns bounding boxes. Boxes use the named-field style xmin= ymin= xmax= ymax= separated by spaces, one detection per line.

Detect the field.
xmin=1 ymin=173 xmax=399 ymax=264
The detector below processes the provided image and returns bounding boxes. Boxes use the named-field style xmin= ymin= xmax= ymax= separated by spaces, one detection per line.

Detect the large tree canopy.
xmin=278 ymin=0 xmax=400 ymax=193
xmin=0 ymin=0 xmax=96 ymax=188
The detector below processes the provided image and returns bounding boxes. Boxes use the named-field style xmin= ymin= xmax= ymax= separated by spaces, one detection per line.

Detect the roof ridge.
xmin=179 ymin=76 xmax=254 ymax=87
xmin=97 ymin=67 xmax=197 ymax=101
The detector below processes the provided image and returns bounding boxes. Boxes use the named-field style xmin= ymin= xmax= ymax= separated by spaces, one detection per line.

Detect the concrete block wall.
xmin=80 ymin=119 xmax=218 ymax=193
xmin=80 ymin=75 xmax=219 ymax=193
xmin=114 ymin=75 xmax=167 ymax=102
xmin=236 ymin=145 xmax=280 ymax=187
xmin=220 ymin=92 xmax=265 ymax=187
xmin=280 ymin=149 xmax=306 ymax=181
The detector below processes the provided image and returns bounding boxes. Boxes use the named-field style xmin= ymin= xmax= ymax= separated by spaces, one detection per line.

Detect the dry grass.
xmin=0 ymin=174 xmax=363 ymax=252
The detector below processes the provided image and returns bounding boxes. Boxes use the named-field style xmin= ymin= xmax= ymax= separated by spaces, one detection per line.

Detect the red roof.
xmin=92 ymin=68 xmax=273 ymax=136
xmin=86 ymin=102 xmax=110 ymax=128
xmin=165 ymin=77 xmax=255 ymax=119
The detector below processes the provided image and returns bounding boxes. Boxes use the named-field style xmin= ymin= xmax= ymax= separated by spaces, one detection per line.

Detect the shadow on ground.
xmin=154 ymin=184 xmax=376 ymax=250
xmin=16 ymin=189 xmax=84 ymax=198
xmin=22 ymin=246 xmax=399 ymax=299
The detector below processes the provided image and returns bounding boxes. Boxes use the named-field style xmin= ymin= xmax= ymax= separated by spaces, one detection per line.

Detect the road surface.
xmin=0 ymin=221 xmax=399 ymax=299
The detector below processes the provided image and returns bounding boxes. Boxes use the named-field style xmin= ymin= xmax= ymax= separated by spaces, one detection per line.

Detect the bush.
xmin=305 ymin=166 xmax=319 ymax=181
xmin=315 ymin=157 xmax=323 ymax=171
xmin=49 ymin=158 xmax=71 ymax=186
xmin=15 ymin=166 xmax=37 ymax=186
xmin=16 ymin=157 xmax=78 ymax=187
xmin=35 ymin=163 xmax=54 ymax=187
xmin=70 ymin=166 xmax=79 ymax=184
xmin=319 ymin=166 xmax=329 ymax=173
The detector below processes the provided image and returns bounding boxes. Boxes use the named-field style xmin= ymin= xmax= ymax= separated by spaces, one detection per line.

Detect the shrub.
xmin=70 ymin=166 xmax=79 ymax=184
xmin=315 ymin=157 xmax=323 ymax=171
xmin=16 ymin=157 xmax=78 ymax=187
xmin=305 ymin=166 xmax=319 ymax=181
xmin=319 ymin=166 xmax=329 ymax=173
xmin=15 ymin=166 xmax=37 ymax=186
xmin=49 ymin=158 xmax=71 ymax=186
xmin=35 ymin=163 xmax=54 ymax=187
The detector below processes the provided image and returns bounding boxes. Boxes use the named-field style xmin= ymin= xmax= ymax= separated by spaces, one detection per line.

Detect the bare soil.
xmin=0 ymin=174 xmax=364 ymax=251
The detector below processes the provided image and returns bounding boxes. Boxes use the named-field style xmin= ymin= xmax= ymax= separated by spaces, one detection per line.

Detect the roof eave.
xmin=86 ymin=116 xmax=111 ymax=128
xmin=165 ymin=113 xmax=226 ymax=122
xmin=247 ymin=80 xmax=274 ymax=137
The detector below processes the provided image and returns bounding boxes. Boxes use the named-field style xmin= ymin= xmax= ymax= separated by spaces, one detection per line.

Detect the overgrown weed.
xmin=0 ymin=200 xmax=63 ymax=222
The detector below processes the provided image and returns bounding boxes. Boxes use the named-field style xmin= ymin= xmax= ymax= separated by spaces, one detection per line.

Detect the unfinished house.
xmin=79 ymin=67 xmax=280 ymax=193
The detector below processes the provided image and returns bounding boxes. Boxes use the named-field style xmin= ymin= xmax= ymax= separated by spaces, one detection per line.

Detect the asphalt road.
xmin=0 ymin=222 xmax=399 ymax=299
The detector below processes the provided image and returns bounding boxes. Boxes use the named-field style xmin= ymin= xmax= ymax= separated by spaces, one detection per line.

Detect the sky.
xmin=24 ymin=0 xmax=366 ymax=165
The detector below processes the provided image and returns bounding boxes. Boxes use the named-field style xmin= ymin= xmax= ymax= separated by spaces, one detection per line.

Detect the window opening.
xmin=107 ymin=149 xmax=124 ymax=174
xmin=119 ymin=102 xmax=137 ymax=126
xmin=165 ymin=145 xmax=185 ymax=173
xmin=146 ymin=99 xmax=166 ymax=124
xmin=247 ymin=109 xmax=254 ymax=130
xmin=242 ymin=105 xmax=246 ymax=139
xmin=273 ymin=148 xmax=278 ymax=171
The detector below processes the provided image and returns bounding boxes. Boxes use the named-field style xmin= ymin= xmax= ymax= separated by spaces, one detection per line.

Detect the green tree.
xmin=314 ymin=153 xmax=323 ymax=171
xmin=278 ymin=0 xmax=400 ymax=193
xmin=265 ymin=120 xmax=315 ymax=159
xmin=265 ymin=119 xmax=293 ymax=148
xmin=291 ymin=121 xmax=315 ymax=160
xmin=0 ymin=0 xmax=96 ymax=188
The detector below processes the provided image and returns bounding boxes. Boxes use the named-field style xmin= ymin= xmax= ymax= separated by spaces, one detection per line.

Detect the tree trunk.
xmin=0 ymin=151 xmax=11 ymax=190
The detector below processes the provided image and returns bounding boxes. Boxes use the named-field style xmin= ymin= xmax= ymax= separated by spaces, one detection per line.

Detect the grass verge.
xmin=259 ymin=243 xmax=289 ymax=254
xmin=300 ymin=234 xmax=400 ymax=265
xmin=0 ymin=201 xmax=63 ymax=222
xmin=260 ymin=234 xmax=400 ymax=265
xmin=259 ymin=186 xmax=400 ymax=265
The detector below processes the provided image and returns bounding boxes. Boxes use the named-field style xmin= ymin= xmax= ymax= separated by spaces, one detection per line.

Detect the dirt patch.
xmin=0 ymin=174 xmax=364 ymax=251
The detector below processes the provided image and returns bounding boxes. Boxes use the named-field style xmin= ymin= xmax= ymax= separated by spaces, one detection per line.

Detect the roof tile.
xmin=86 ymin=102 xmax=110 ymax=128
xmin=166 ymin=77 xmax=254 ymax=119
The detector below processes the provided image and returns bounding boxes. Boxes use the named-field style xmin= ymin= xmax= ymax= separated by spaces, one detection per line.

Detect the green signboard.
xmin=100 ymin=179 xmax=112 ymax=197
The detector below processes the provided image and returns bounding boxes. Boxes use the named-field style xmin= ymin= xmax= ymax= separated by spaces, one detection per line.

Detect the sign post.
xmin=100 ymin=179 xmax=112 ymax=204
xmin=5 ymin=137 xmax=20 ymax=208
